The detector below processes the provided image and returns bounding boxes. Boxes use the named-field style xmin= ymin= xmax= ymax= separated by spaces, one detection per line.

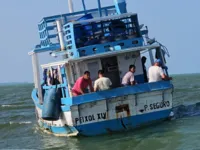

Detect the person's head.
xmin=129 ymin=65 xmax=136 ymax=73
xmin=154 ymin=59 xmax=162 ymax=66
xmin=141 ymin=56 xmax=147 ymax=64
xmin=47 ymin=70 xmax=51 ymax=77
xmin=83 ymin=71 xmax=90 ymax=80
xmin=98 ymin=70 xmax=104 ymax=78
xmin=53 ymin=69 xmax=58 ymax=74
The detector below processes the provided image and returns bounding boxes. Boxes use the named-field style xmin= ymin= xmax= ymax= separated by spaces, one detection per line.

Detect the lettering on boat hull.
xmin=144 ymin=101 xmax=170 ymax=112
xmin=75 ymin=112 xmax=107 ymax=124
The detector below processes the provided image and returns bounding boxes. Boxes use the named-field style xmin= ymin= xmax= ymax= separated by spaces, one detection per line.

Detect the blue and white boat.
xmin=29 ymin=0 xmax=174 ymax=136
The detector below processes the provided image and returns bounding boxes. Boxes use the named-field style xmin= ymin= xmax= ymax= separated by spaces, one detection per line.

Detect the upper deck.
xmin=30 ymin=0 xmax=148 ymax=59
xmin=37 ymin=5 xmax=117 ymax=49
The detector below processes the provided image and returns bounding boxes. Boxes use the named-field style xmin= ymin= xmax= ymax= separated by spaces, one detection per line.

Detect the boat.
xmin=28 ymin=0 xmax=174 ymax=136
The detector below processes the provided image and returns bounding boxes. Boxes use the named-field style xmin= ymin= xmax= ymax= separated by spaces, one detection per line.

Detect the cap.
xmin=154 ymin=59 xmax=162 ymax=65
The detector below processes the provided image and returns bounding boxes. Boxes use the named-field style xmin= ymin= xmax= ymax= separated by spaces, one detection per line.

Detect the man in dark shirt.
xmin=141 ymin=56 xmax=148 ymax=82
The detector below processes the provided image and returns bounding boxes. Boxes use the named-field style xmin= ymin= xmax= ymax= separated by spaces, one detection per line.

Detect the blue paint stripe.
xmin=31 ymin=89 xmax=43 ymax=109
xmin=38 ymin=121 xmax=77 ymax=135
xmin=61 ymin=105 xmax=71 ymax=111
xmin=75 ymin=109 xmax=172 ymax=136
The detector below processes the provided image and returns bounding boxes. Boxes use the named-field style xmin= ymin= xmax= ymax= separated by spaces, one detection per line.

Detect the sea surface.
xmin=0 ymin=74 xmax=200 ymax=150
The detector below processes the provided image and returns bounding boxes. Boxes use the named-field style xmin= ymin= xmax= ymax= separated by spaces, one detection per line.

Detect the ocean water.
xmin=0 ymin=74 xmax=200 ymax=150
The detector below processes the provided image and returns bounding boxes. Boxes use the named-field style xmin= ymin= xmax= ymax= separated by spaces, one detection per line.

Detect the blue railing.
xmin=62 ymin=13 xmax=143 ymax=58
xmin=38 ymin=5 xmax=116 ymax=49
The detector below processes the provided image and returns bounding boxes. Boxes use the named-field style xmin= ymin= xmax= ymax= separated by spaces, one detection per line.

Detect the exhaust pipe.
xmin=114 ymin=0 xmax=127 ymax=14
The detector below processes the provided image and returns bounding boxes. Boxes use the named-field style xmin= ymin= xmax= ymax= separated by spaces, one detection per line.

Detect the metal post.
xmin=144 ymin=31 xmax=154 ymax=66
xmin=68 ymin=0 xmax=74 ymax=13
xmin=65 ymin=64 xmax=73 ymax=97
xmin=114 ymin=0 xmax=127 ymax=14
xmin=75 ymin=62 xmax=81 ymax=80
xmin=159 ymin=47 xmax=169 ymax=76
xmin=82 ymin=0 xmax=87 ymax=13
xmin=56 ymin=20 xmax=65 ymax=51
xmin=32 ymin=53 xmax=43 ymax=104
xmin=148 ymin=50 xmax=154 ymax=66
xmin=97 ymin=0 xmax=102 ymax=17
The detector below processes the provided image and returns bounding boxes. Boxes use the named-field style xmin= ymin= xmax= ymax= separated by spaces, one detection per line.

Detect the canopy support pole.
xmin=32 ymin=53 xmax=43 ymax=104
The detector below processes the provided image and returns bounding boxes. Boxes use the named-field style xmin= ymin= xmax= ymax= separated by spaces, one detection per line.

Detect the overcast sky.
xmin=0 ymin=0 xmax=199 ymax=83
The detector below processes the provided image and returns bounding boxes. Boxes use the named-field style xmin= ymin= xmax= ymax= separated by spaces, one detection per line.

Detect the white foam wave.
xmin=1 ymin=104 xmax=32 ymax=108
xmin=1 ymin=104 xmax=13 ymax=107
xmin=1 ymin=104 xmax=19 ymax=108
xmin=9 ymin=121 xmax=32 ymax=125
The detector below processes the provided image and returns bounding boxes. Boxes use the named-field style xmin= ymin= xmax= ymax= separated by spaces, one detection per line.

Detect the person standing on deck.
xmin=141 ymin=56 xmax=148 ymax=82
xmin=94 ymin=70 xmax=112 ymax=92
xmin=72 ymin=71 xmax=94 ymax=96
xmin=121 ymin=65 xmax=136 ymax=86
xmin=148 ymin=59 xmax=172 ymax=82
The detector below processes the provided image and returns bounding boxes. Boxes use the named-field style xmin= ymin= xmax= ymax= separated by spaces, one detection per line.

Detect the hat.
xmin=154 ymin=59 xmax=162 ymax=65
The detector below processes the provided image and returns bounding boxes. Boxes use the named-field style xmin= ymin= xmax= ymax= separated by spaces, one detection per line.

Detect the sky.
xmin=0 ymin=0 xmax=199 ymax=83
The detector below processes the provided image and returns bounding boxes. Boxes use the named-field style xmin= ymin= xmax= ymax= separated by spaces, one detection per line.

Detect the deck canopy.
xmin=72 ymin=12 xmax=136 ymax=25
xmin=54 ymin=44 xmax=159 ymax=61
xmin=41 ymin=44 xmax=160 ymax=68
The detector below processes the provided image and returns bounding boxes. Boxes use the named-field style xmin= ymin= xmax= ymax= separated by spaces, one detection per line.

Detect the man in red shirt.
xmin=72 ymin=71 xmax=94 ymax=96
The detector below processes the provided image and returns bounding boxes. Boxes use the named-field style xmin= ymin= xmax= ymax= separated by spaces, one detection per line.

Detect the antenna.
xmin=68 ymin=0 xmax=74 ymax=13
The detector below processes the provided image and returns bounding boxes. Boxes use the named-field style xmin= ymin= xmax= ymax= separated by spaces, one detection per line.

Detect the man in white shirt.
xmin=121 ymin=65 xmax=136 ymax=86
xmin=148 ymin=59 xmax=172 ymax=83
xmin=94 ymin=70 xmax=112 ymax=92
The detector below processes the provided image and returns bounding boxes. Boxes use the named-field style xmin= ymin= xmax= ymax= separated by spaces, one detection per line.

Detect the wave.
xmin=0 ymin=121 xmax=32 ymax=127
xmin=1 ymin=104 xmax=18 ymax=107
xmin=9 ymin=121 xmax=32 ymax=125
xmin=173 ymin=102 xmax=200 ymax=119
xmin=0 ymin=104 xmax=34 ymax=110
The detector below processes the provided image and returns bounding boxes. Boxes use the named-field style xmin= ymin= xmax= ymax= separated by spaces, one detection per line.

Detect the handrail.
xmin=42 ymin=84 xmax=66 ymax=90
xmin=37 ymin=5 xmax=116 ymax=48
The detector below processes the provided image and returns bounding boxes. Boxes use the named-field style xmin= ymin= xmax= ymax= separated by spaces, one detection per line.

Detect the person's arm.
xmin=78 ymin=79 xmax=85 ymax=94
xmin=159 ymin=68 xmax=172 ymax=81
xmin=94 ymin=80 xmax=98 ymax=92
xmin=161 ymin=74 xmax=172 ymax=81
xmin=109 ymin=79 xmax=112 ymax=87
xmin=131 ymin=81 xmax=136 ymax=85
xmin=130 ymin=74 xmax=136 ymax=85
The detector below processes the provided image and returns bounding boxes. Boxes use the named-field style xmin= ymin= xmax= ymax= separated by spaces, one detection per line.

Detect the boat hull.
xmin=35 ymin=107 xmax=172 ymax=136
xmin=34 ymin=86 xmax=173 ymax=136
xmin=75 ymin=109 xmax=171 ymax=136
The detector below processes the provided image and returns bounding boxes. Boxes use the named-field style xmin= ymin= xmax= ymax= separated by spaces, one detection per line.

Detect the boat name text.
xmin=144 ymin=101 xmax=170 ymax=111
xmin=75 ymin=112 xmax=107 ymax=124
